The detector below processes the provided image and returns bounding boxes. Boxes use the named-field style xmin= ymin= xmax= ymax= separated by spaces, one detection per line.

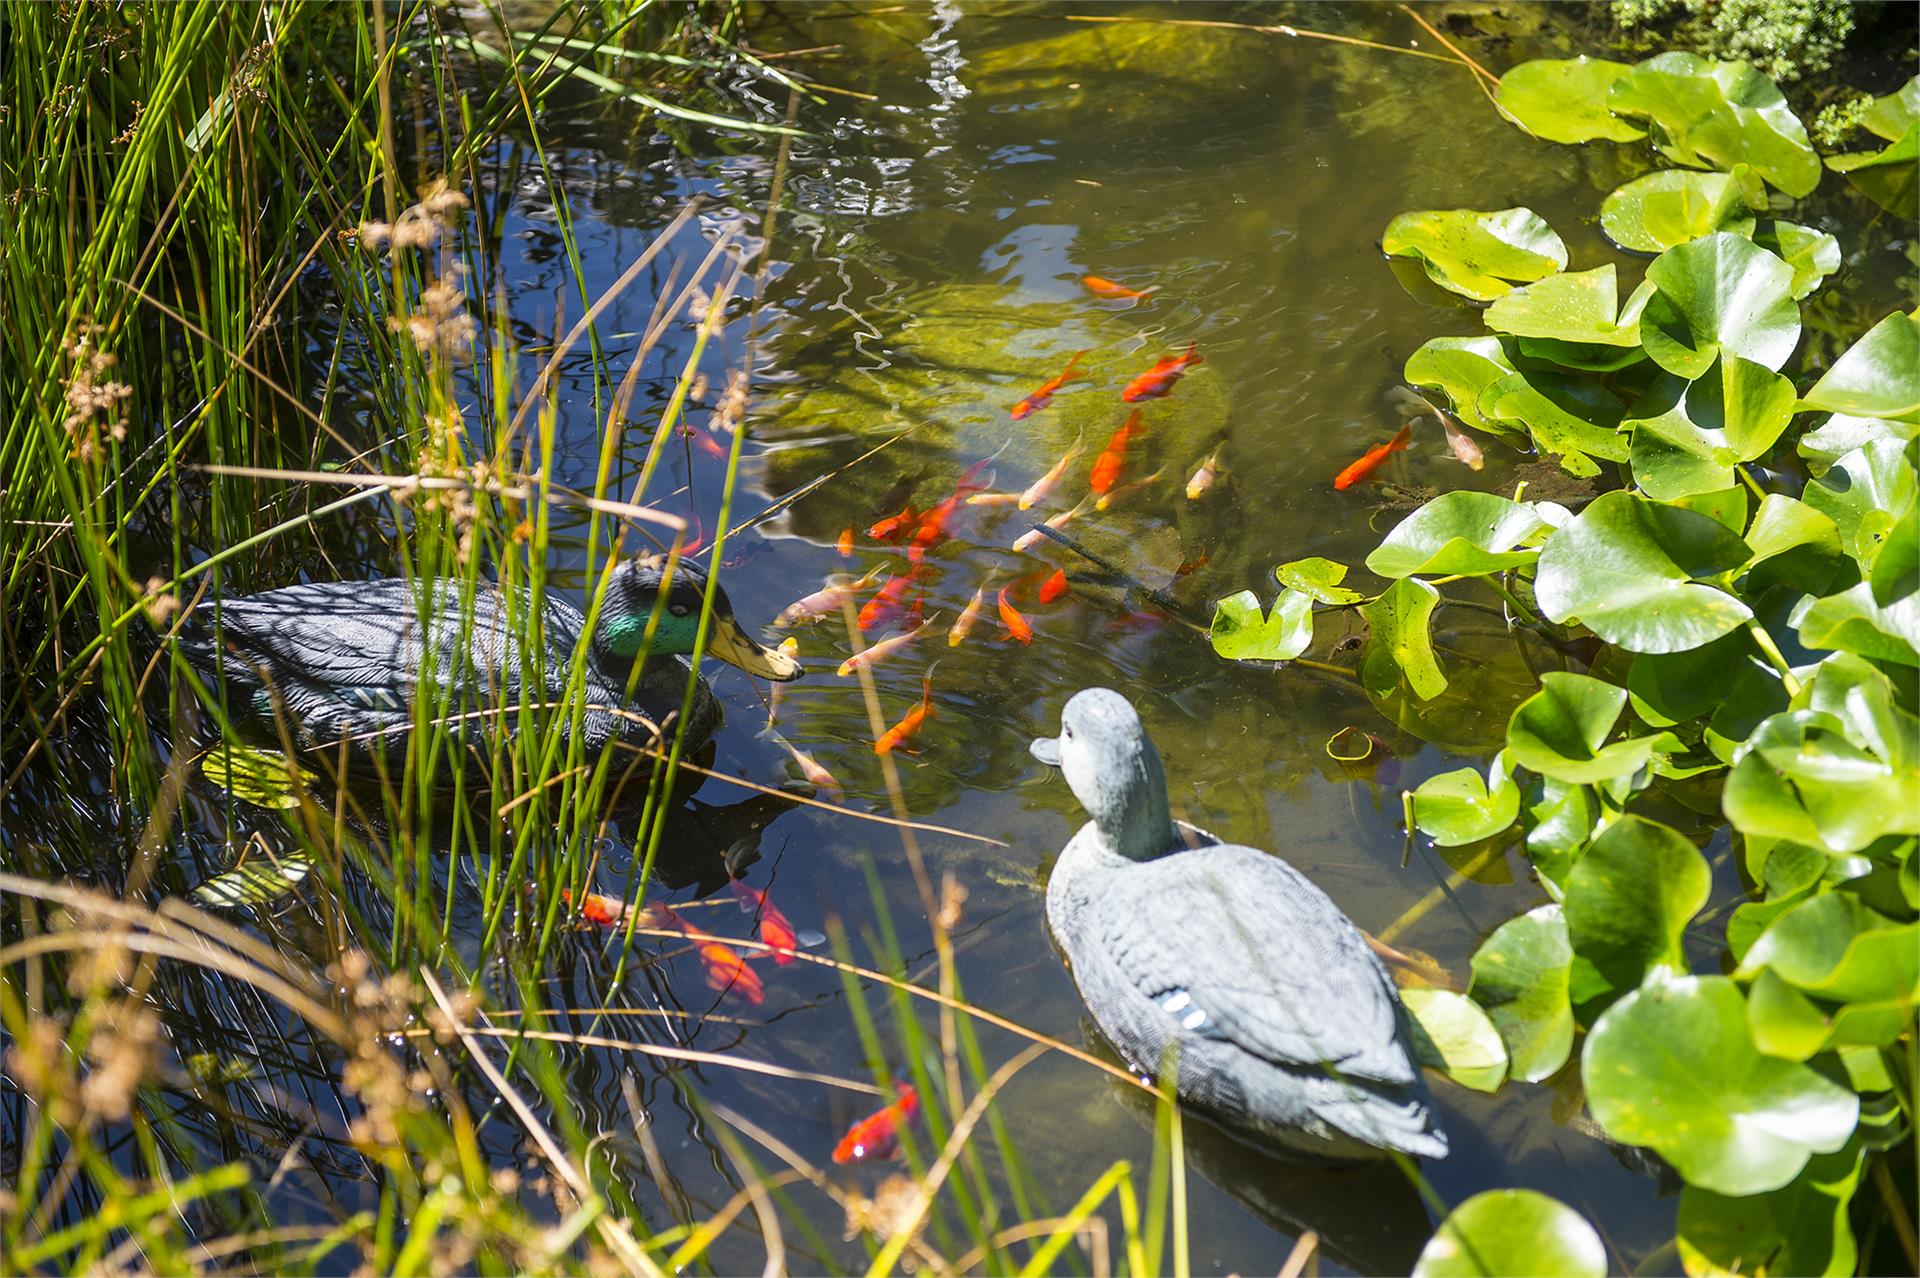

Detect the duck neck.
xmin=1090 ymin=748 xmax=1180 ymax=863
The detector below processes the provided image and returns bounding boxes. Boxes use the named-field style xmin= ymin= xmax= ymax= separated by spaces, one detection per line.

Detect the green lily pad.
xmin=1468 ymin=904 xmax=1574 ymax=1082
xmin=1676 ymin=1144 xmax=1862 ymax=1278
xmin=1826 ymin=78 xmax=1919 ymax=217
xmin=1508 ymin=672 xmax=1673 ymax=784
xmin=1495 ymin=57 xmax=1646 ymax=144
xmin=1639 ymin=233 xmax=1802 ymax=379
xmin=1565 ymin=816 xmax=1711 ymax=1005
xmin=1607 ymin=53 xmax=1822 ymax=197
xmin=1381 ymin=208 xmax=1568 ymax=302
xmin=1751 ymin=220 xmax=1840 ymax=300
xmin=1413 ymin=1189 xmax=1605 ymax=1278
xmin=1796 ymin=413 xmax=1920 ymax=476
xmin=200 ymin=744 xmax=319 ymax=810
xmin=1741 ymin=493 xmax=1844 ymax=584
xmin=1404 ymin=336 xmax=1524 ymax=436
xmin=1479 ymin=369 xmax=1630 ymax=471
xmin=1626 ymin=357 xmax=1797 ymax=499
xmin=1365 ymin=492 xmax=1550 ymax=579
xmin=1858 ymin=74 xmax=1919 ymax=144
xmin=1368 ymin=620 xmax=1561 ymax=755
xmin=1525 ymin=778 xmax=1599 ymax=898
xmin=1600 ymin=170 xmax=1755 ymax=253
xmin=1800 ymin=436 xmax=1919 ymax=568
xmin=1486 ymin=266 xmax=1644 ymax=346
xmin=1403 ymin=988 xmax=1509 ymax=1093
xmin=1210 ymin=587 xmax=1313 ymax=662
xmin=1799 ymin=311 xmax=1920 ymax=424
xmin=1870 ymin=503 xmax=1918 ymax=606
xmin=1274 ymin=556 xmax=1362 ymax=604
xmin=1797 ymin=583 xmax=1920 ymax=666
xmin=1411 ymin=755 xmax=1520 ymax=847
xmin=1738 ymin=892 xmax=1920 ymax=1005
xmin=1583 ymin=974 xmax=1858 ymax=1196
xmin=189 ymin=853 xmax=313 ymax=910
xmin=1360 ymin=577 xmax=1447 ymax=701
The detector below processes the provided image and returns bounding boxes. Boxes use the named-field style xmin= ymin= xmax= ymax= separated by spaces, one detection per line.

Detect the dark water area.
xmin=11 ymin=3 xmax=1912 ymax=1273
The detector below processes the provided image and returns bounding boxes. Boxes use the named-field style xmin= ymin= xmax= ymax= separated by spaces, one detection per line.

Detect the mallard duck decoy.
xmin=1030 ymin=688 xmax=1447 ymax=1161
xmin=183 ymin=554 xmax=799 ymax=763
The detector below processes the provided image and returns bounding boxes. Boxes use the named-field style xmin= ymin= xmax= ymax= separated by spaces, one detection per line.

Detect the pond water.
xmin=14 ymin=3 xmax=1910 ymax=1273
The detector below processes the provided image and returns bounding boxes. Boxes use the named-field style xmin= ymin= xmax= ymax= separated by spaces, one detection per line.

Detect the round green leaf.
xmin=1738 ymin=892 xmax=1920 ymax=1005
xmin=1799 ymin=311 xmax=1920 ymax=423
xmin=1405 ymin=336 xmax=1523 ymax=435
xmin=1525 ymin=778 xmax=1599 ymax=898
xmin=1583 ymin=974 xmax=1859 ymax=1196
xmin=1468 ymin=905 xmax=1574 ymax=1082
xmin=1870 ymin=502 xmax=1918 ymax=606
xmin=1797 ymin=583 xmax=1920 ymax=666
xmin=1274 ymin=556 xmax=1361 ymax=604
xmin=1626 ymin=357 xmax=1797 ymax=499
xmin=1601 ymin=170 xmax=1754 ymax=253
xmin=1536 ymin=491 xmax=1754 ymax=653
xmin=1565 ymin=815 xmax=1712 ymax=1004
xmin=1360 ymin=577 xmax=1447 ymax=701
xmin=190 ymin=854 xmax=313 ymax=911
xmin=1382 ymin=208 xmax=1568 ymax=302
xmin=1365 ymin=492 xmax=1550 ymax=578
xmin=1800 ymin=436 xmax=1919 ymax=567
xmin=1480 ymin=369 xmax=1629 ymax=470
xmin=1640 ymin=233 xmax=1802 ymax=379
xmin=1827 ymin=108 xmax=1918 ymax=219
xmin=1404 ymin=988 xmax=1509 ymax=1093
xmin=1411 ymin=757 xmax=1520 ymax=847
xmin=1607 ymin=53 xmax=1821 ymax=197
xmin=200 ymin=744 xmax=318 ymax=810
xmin=1486 ymin=266 xmax=1642 ymax=346
xmin=1796 ymin=413 xmax=1919 ymax=476
xmin=1751 ymin=220 xmax=1840 ymax=300
xmin=1495 ymin=57 xmax=1646 ymax=144
xmin=1210 ymin=587 xmax=1313 ymax=661
xmin=1508 ymin=672 xmax=1667 ymax=783
xmin=1413 ymin=1189 xmax=1605 ymax=1278
xmin=1677 ymin=1145 xmax=1863 ymax=1278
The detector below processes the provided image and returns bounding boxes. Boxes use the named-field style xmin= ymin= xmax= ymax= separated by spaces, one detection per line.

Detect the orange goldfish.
xmin=837 ymin=526 xmax=855 ymax=557
xmin=1020 ymin=431 xmax=1085 ymax=510
xmin=1095 ymin=464 xmax=1166 ymax=513
xmin=868 ymin=502 xmax=919 ymax=542
xmin=838 ymin=619 xmax=932 ymax=677
xmin=777 ymin=568 xmax=883 ymax=627
xmin=1039 ymin=569 xmax=1069 ymax=603
xmin=729 ymin=880 xmax=800 ymax=964
xmin=1121 ymin=342 xmax=1202 ymax=402
xmin=1010 ymin=351 xmax=1086 ymax=420
xmin=562 ymin=888 xmax=630 ymax=929
xmin=1439 ymin=414 xmax=1483 ymax=471
xmin=1186 ymin=445 xmax=1224 ymax=500
xmin=1334 ymin=424 xmax=1413 ymax=491
xmin=998 ymin=589 xmax=1033 ymax=644
xmin=1174 ymin=554 xmax=1210 ymax=577
xmin=669 ymin=910 xmax=766 ymax=1004
xmin=875 ymin=665 xmax=937 ymax=755
xmin=964 ymin=491 xmax=1023 ymax=507
xmin=949 ymin=586 xmax=988 ymax=648
xmin=1090 ymin=410 xmax=1144 ymax=495
xmin=833 ymin=1082 xmax=920 ymax=1164
xmin=859 ymin=571 xmax=922 ymax=632
xmin=1082 ymin=275 xmax=1157 ymax=302
xmin=1012 ymin=493 xmax=1096 ymax=553
xmin=907 ymin=455 xmax=996 ymax=565
xmin=764 ymin=729 xmax=842 ymax=799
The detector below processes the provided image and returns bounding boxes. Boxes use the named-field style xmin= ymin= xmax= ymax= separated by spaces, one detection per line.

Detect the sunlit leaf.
xmin=1507 ymin=672 xmax=1668 ymax=783
xmin=1625 ymin=357 xmax=1797 ymax=499
xmin=1826 ymin=84 xmax=1918 ymax=219
xmin=1799 ymin=436 xmax=1919 ymax=567
xmin=1274 ymin=556 xmax=1362 ymax=604
xmin=200 ymin=744 xmax=318 ymax=810
xmin=1738 ymin=892 xmax=1920 ymax=1006
xmin=1413 ymin=1189 xmax=1605 ymax=1278
xmin=1468 ymin=905 xmax=1574 ymax=1082
xmin=1798 ymin=311 xmax=1920 ymax=423
xmin=1639 ymin=233 xmax=1801 ymax=379
xmin=1365 ymin=492 xmax=1550 ymax=578
xmin=1795 ymin=413 xmax=1919 ymax=475
xmin=1565 ymin=815 xmax=1711 ymax=1005
xmin=1404 ymin=336 xmax=1524 ymax=436
xmin=1486 ymin=266 xmax=1643 ymax=346
xmin=1404 ymin=988 xmax=1508 ymax=1093
xmin=1410 ymin=755 xmax=1519 ymax=847
xmin=1479 ymin=369 xmax=1629 ymax=472
xmin=1751 ymin=220 xmax=1840 ymax=300
xmin=1525 ymin=777 xmax=1598 ymax=898
xmin=1209 ymin=587 xmax=1313 ymax=661
xmin=1797 ymin=583 xmax=1920 ymax=666
xmin=1870 ymin=503 xmax=1918 ymax=606
xmin=190 ymin=854 xmax=312 ymax=910
xmin=1583 ymin=974 xmax=1858 ymax=1196
xmin=1676 ymin=1144 xmax=1862 ymax=1278
xmin=1381 ymin=208 xmax=1568 ymax=302
xmin=1495 ymin=57 xmax=1645 ymax=144
xmin=1360 ymin=577 xmax=1447 ymax=701
xmin=1608 ymin=53 xmax=1821 ymax=197
xmin=1600 ymin=170 xmax=1754 ymax=253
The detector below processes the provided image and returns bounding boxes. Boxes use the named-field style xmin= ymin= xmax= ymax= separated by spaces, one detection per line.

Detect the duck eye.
xmin=669 ymin=602 xmax=691 ymax=618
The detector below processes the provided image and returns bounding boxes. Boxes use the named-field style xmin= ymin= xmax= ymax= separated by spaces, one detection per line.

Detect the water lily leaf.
xmin=1381 ymin=208 xmax=1568 ymax=302
xmin=1742 ymin=493 xmax=1844 ymax=582
xmin=1859 ymin=74 xmax=1919 ymax=144
xmin=1826 ymin=77 xmax=1919 ymax=216
xmin=1480 ymin=370 xmax=1629 ymax=471
xmin=1640 ymin=233 xmax=1801 ymax=379
xmin=1799 ymin=311 xmax=1920 ymax=424
xmin=190 ymin=853 xmax=313 ymax=911
xmin=1601 ymin=170 xmax=1755 ymax=253
xmin=1796 ymin=412 xmax=1919 ymax=476
xmin=1413 ymin=1189 xmax=1605 ymax=1278
xmin=1411 ymin=755 xmax=1520 ymax=847
xmin=1738 ymin=892 xmax=1920 ymax=1005
xmin=1525 ymin=778 xmax=1598 ymax=898
xmin=1797 ymin=583 xmax=1920 ymax=666
xmin=1360 ymin=577 xmax=1447 ymax=700
xmin=1607 ymin=53 xmax=1821 ymax=197
xmin=200 ymin=745 xmax=318 ymax=810
xmin=1367 ymin=619 xmax=1554 ymax=754
xmin=1468 ymin=904 xmax=1574 ymax=1082
xmin=1751 ymin=220 xmax=1840 ymax=300
xmin=1486 ymin=266 xmax=1643 ymax=346
xmin=1495 ymin=57 xmax=1646 ymax=144
xmin=1626 ymin=357 xmax=1797 ymax=499
xmin=1870 ymin=502 xmax=1918 ymax=606
xmin=1676 ymin=1144 xmax=1862 ymax=1278
xmin=1274 ymin=556 xmax=1362 ymax=604
xmin=1405 ymin=336 xmax=1524 ymax=435
xmin=1404 ymin=988 xmax=1509 ymax=1093
xmin=1583 ymin=974 xmax=1859 ymax=1196
xmin=1800 ymin=436 xmax=1919 ymax=567
xmin=1365 ymin=492 xmax=1550 ymax=579
xmin=1566 ymin=815 xmax=1710 ymax=1004
xmin=1210 ymin=587 xmax=1313 ymax=661
xmin=1537 ymin=491 xmax=1753 ymax=652
xmin=1508 ymin=672 xmax=1672 ymax=784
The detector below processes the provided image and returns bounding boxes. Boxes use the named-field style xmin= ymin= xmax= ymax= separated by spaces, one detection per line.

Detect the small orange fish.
xmin=1020 ymin=431 xmax=1085 ymax=510
xmin=949 ymin=587 xmax=988 ymax=648
xmin=1439 ymin=414 xmax=1484 ymax=471
xmin=694 ymin=431 xmax=729 ymax=460
xmin=1334 ymin=424 xmax=1413 ymax=491
xmin=859 ymin=571 xmax=921 ymax=632
xmin=765 ymin=730 xmax=842 ymax=798
xmin=729 ymin=880 xmax=800 ymax=965
xmin=1082 ymin=275 xmax=1157 ymax=303
xmin=838 ymin=619 xmax=931 ymax=677
xmin=1174 ymin=554 xmax=1210 ymax=577
xmin=1012 ymin=493 xmax=1096 ymax=553
xmin=670 ymin=911 xmax=766 ymax=1004
xmin=562 ymin=888 xmax=628 ymax=929
xmin=998 ymin=589 xmax=1033 ymax=644
xmin=1011 ymin=351 xmax=1087 ymax=420
xmin=1186 ymin=445 xmax=1224 ymax=500
xmin=777 ymin=568 xmax=882 ymax=627
xmin=1121 ymin=342 xmax=1202 ymax=403
xmin=833 ymin=1082 xmax=920 ymax=1164
xmin=1039 ymin=569 xmax=1068 ymax=603
xmin=868 ymin=502 xmax=919 ymax=542
xmin=837 ymin=526 xmax=855 ymax=557
xmin=1089 ymin=410 xmax=1144 ymax=495
xmin=1095 ymin=464 xmax=1166 ymax=513
xmin=875 ymin=665 xmax=937 ymax=755
xmin=907 ymin=456 xmax=996 ymax=565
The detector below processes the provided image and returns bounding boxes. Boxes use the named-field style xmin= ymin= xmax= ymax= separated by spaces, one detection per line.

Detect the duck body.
xmin=1034 ymin=688 xmax=1447 ymax=1162
xmin=182 ymin=556 xmax=799 ymax=764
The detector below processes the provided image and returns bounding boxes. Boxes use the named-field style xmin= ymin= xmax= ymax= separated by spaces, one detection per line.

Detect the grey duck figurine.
xmin=184 ymin=554 xmax=799 ymax=762
xmin=1031 ymin=688 xmax=1447 ymax=1161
